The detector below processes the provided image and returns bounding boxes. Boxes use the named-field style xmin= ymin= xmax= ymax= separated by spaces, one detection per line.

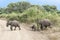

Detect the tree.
xmin=43 ymin=5 xmax=57 ymax=12
xmin=7 ymin=1 xmax=31 ymax=13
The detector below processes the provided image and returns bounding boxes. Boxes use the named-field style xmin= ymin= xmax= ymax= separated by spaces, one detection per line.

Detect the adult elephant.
xmin=6 ymin=20 xmax=21 ymax=31
xmin=38 ymin=19 xmax=52 ymax=30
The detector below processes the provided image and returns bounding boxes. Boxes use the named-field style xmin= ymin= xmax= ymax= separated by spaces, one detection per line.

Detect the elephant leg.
xmin=34 ymin=28 xmax=36 ymax=31
xmin=10 ymin=26 xmax=13 ymax=31
xmin=40 ymin=25 xmax=44 ymax=30
xmin=44 ymin=26 xmax=47 ymax=30
xmin=14 ymin=27 xmax=16 ymax=30
xmin=32 ymin=28 xmax=35 ymax=31
xmin=18 ymin=26 xmax=21 ymax=30
xmin=31 ymin=27 xmax=34 ymax=31
xmin=31 ymin=28 xmax=33 ymax=31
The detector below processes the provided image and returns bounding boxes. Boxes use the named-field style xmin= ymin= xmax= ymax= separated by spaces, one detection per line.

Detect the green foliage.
xmin=6 ymin=1 xmax=31 ymax=13
xmin=43 ymin=5 xmax=57 ymax=12
xmin=0 ymin=1 xmax=60 ymax=26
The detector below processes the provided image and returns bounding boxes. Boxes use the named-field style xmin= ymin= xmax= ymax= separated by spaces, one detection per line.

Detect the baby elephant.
xmin=6 ymin=20 xmax=21 ymax=31
xmin=39 ymin=19 xmax=52 ymax=30
xmin=31 ymin=25 xmax=36 ymax=31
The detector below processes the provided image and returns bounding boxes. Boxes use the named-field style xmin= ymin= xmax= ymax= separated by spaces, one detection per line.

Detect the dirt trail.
xmin=0 ymin=20 xmax=49 ymax=40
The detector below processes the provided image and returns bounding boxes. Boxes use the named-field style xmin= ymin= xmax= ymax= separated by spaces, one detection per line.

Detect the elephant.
xmin=31 ymin=25 xmax=36 ymax=31
xmin=38 ymin=19 xmax=52 ymax=30
xmin=6 ymin=20 xmax=21 ymax=31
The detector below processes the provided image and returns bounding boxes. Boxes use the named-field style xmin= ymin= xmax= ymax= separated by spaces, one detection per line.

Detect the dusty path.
xmin=0 ymin=20 xmax=49 ymax=40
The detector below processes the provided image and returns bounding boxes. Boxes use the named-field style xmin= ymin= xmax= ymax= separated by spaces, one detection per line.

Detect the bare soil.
xmin=0 ymin=19 xmax=60 ymax=40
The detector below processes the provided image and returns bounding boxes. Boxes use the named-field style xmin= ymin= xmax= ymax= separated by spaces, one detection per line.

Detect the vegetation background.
xmin=0 ymin=1 xmax=60 ymax=40
xmin=0 ymin=1 xmax=60 ymax=26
